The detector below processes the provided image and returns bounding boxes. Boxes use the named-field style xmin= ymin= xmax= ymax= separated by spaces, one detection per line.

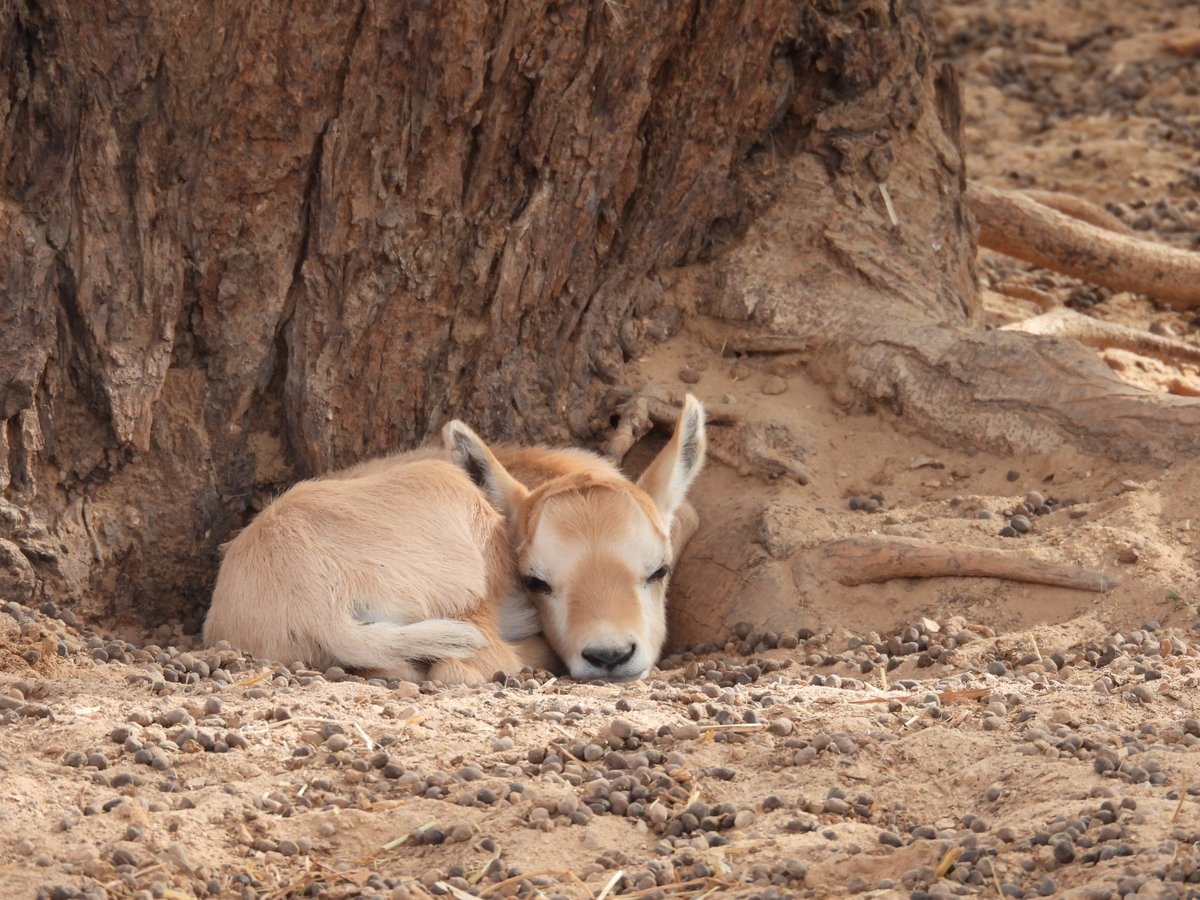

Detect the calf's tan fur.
xmin=204 ymin=396 xmax=706 ymax=684
xmin=203 ymin=450 xmax=524 ymax=685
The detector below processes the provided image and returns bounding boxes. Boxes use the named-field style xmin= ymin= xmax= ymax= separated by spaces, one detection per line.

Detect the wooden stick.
xmin=817 ymin=535 xmax=1117 ymax=593
xmin=968 ymin=184 xmax=1200 ymax=309
xmin=719 ymin=334 xmax=811 ymax=355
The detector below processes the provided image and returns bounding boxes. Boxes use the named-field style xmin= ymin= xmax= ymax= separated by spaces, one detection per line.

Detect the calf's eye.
xmin=523 ymin=575 xmax=553 ymax=595
xmin=647 ymin=565 xmax=670 ymax=583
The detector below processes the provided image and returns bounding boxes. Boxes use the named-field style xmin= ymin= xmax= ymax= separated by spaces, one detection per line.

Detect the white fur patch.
xmin=498 ymin=592 xmax=542 ymax=642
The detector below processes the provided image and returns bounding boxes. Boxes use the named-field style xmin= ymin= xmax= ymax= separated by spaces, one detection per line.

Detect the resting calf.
xmin=203 ymin=396 xmax=706 ymax=683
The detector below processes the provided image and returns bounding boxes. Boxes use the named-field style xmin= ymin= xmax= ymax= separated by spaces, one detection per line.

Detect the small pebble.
xmin=672 ymin=723 xmax=701 ymax=741
xmin=824 ymin=797 xmax=850 ymax=815
xmin=1130 ymin=684 xmax=1155 ymax=703
xmin=62 ymin=751 xmax=87 ymax=768
xmin=1053 ymin=841 xmax=1075 ymax=864
xmin=608 ymin=718 xmax=634 ymax=740
xmin=87 ymin=752 xmax=109 ymax=770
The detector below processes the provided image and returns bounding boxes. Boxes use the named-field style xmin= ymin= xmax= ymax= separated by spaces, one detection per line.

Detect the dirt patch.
xmin=0 ymin=604 xmax=1198 ymax=899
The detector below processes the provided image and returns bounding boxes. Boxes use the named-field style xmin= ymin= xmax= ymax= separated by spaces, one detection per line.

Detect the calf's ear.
xmin=443 ymin=421 xmax=529 ymax=518
xmin=636 ymin=394 xmax=706 ymax=524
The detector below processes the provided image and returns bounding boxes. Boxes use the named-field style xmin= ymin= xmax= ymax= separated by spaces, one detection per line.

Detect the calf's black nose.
xmin=582 ymin=643 xmax=636 ymax=670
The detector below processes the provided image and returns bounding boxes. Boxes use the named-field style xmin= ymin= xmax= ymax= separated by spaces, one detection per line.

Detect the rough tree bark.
xmin=2 ymin=0 xmax=1194 ymax=631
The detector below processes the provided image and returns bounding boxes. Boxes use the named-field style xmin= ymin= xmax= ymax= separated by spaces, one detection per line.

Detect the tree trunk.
xmin=2 ymin=0 xmax=973 ymax=625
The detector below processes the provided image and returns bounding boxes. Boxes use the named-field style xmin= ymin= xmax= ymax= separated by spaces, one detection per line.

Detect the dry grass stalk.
xmin=596 ymin=869 xmax=626 ymax=900
xmin=697 ymin=722 xmax=768 ymax=733
xmin=478 ymin=870 xmax=583 ymax=897
xmin=233 ymin=669 xmax=274 ymax=688
xmin=852 ymin=687 xmax=991 ymax=706
xmin=353 ymin=720 xmax=374 ymax=750
xmin=1172 ymin=783 xmax=1191 ymax=823
xmin=936 ymin=846 xmax=964 ymax=878
xmin=879 ymin=182 xmax=899 ymax=227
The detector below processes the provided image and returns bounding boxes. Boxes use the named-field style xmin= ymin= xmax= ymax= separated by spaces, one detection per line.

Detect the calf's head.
xmin=444 ymin=396 xmax=706 ymax=680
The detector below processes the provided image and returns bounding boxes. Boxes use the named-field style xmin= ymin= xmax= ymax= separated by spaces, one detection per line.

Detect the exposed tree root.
xmin=968 ymin=184 xmax=1200 ymax=309
xmin=813 ymin=535 xmax=1117 ymax=593
xmin=706 ymin=422 xmax=814 ymax=485
xmin=742 ymin=432 xmax=813 ymax=485
xmin=837 ymin=320 xmax=1200 ymax=463
xmin=1020 ymin=189 xmax=1133 ymax=236
xmin=1003 ymin=307 xmax=1200 ymax=367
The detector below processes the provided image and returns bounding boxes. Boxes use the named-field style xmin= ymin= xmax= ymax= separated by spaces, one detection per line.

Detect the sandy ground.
xmin=3 ymin=1 xmax=1200 ymax=898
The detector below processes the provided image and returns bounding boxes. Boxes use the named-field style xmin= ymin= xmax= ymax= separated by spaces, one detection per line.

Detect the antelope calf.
xmin=203 ymin=396 xmax=706 ymax=684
